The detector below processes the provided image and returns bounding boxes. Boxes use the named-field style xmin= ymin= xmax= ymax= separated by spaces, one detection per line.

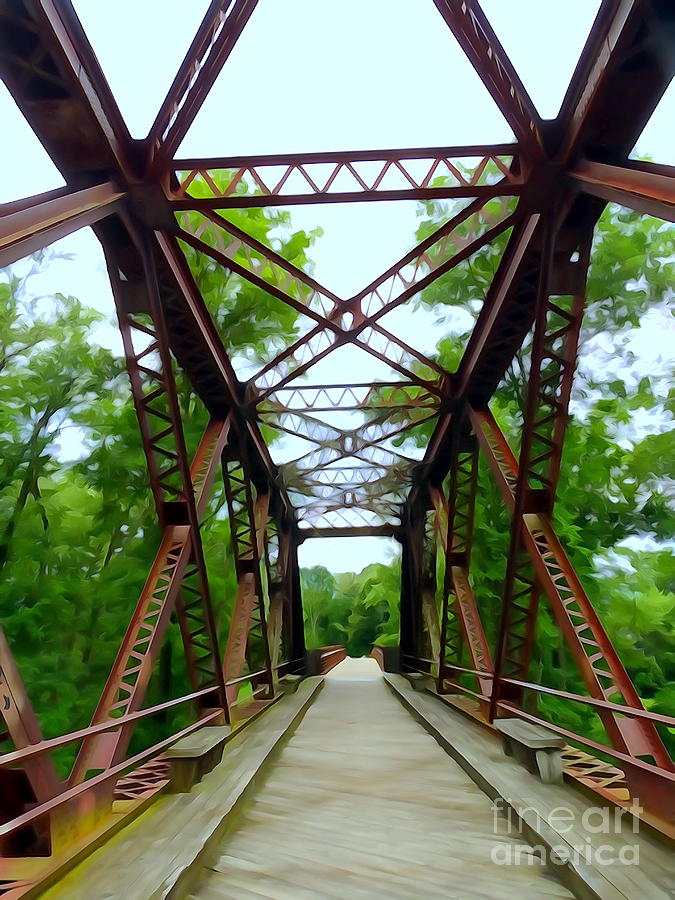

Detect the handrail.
xmin=439 ymin=664 xmax=675 ymax=729
xmin=0 ymin=687 xmax=220 ymax=769
xmin=431 ymin=671 xmax=675 ymax=783
xmin=0 ymin=711 xmax=221 ymax=839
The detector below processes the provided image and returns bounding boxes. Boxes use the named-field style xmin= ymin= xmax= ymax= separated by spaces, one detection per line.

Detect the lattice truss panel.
xmin=259 ymin=384 xmax=439 ymax=531
xmin=171 ymin=148 xmax=522 ymax=206
xmin=173 ymin=174 xmax=518 ymax=533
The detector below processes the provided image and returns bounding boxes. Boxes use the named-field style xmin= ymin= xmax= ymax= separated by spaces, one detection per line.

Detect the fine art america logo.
xmin=490 ymin=797 xmax=642 ymax=867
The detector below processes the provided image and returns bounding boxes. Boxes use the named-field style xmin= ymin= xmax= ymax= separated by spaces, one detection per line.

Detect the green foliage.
xmin=301 ymin=192 xmax=675 ymax=757
xmin=0 ymin=203 xmax=320 ymax=773
xmin=301 ymin=560 xmax=401 ymax=657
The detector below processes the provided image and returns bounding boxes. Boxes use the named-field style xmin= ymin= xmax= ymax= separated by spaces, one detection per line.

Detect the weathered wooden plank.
xmin=39 ymin=678 xmax=323 ymax=900
xmin=189 ymin=658 xmax=572 ymax=900
xmin=384 ymin=673 xmax=675 ymax=900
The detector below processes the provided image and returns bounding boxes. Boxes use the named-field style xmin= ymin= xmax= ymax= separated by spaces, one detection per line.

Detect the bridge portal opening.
xmin=298 ymin=536 xmax=400 ymax=657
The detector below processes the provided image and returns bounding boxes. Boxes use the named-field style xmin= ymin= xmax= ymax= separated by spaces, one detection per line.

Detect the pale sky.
xmin=1 ymin=1 xmax=673 ymax=572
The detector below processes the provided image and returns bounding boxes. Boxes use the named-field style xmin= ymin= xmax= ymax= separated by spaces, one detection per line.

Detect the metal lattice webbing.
xmin=222 ymin=453 xmax=274 ymax=699
xmin=71 ymin=421 xmax=231 ymax=782
xmin=475 ymin=412 xmax=673 ymax=771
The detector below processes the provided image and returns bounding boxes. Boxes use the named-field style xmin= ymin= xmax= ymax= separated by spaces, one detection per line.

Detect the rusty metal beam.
xmin=571 ymin=158 xmax=675 ymax=222
xmin=0 ymin=182 xmax=123 ymax=267
xmin=221 ymin=450 xmax=274 ymax=703
xmin=0 ymin=0 xmax=134 ymax=178
xmin=147 ymin=0 xmax=258 ymax=166
xmin=68 ymin=411 xmax=231 ymax=784
xmin=431 ymin=435 xmax=493 ymax=698
xmin=556 ymin=0 xmax=674 ymax=163
xmin=259 ymin=383 xmax=440 ymax=414
xmin=298 ymin=525 xmax=396 ymax=540
xmin=170 ymin=144 xmax=522 ymax=206
xmin=469 ymin=407 xmax=674 ymax=775
xmin=0 ymin=628 xmax=60 ymax=811
xmin=432 ymin=0 xmax=544 ymax=158
xmin=455 ymin=212 xmax=543 ymax=405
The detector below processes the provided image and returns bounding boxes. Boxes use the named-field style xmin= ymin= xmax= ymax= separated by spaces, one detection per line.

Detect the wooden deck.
xmin=188 ymin=658 xmax=572 ymax=899
xmin=38 ymin=658 xmax=673 ymax=899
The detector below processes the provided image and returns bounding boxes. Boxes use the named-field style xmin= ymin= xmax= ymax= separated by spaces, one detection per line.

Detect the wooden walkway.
xmin=188 ymin=657 xmax=572 ymax=899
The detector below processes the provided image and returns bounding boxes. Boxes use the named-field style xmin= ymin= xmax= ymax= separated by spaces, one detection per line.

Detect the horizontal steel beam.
xmin=172 ymin=184 xmax=520 ymax=209
xmin=170 ymin=145 xmax=521 ymax=207
xmin=259 ymin=382 xmax=440 ymax=413
xmin=297 ymin=525 xmax=397 ymax=540
xmin=0 ymin=182 xmax=123 ymax=267
xmin=571 ymin=158 xmax=675 ymax=222
xmin=175 ymin=143 xmax=519 ymax=167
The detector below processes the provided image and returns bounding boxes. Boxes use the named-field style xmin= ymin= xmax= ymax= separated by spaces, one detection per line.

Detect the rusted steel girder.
xmin=169 ymin=145 xmax=522 ymax=207
xmin=176 ymin=208 xmax=340 ymax=320
xmin=471 ymin=409 xmax=674 ymax=776
xmin=69 ymin=238 xmax=232 ymax=779
xmin=0 ymin=0 xmax=135 ymax=179
xmin=263 ymin=518 xmax=286 ymax=679
xmin=259 ymin=383 xmax=440 ymax=414
xmin=570 ymin=158 xmax=675 ymax=223
xmin=0 ymin=182 xmax=123 ymax=268
xmin=147 ymin=0 xmax=259 ymax=168
xmin=420 ymin=507 xmax=442 ymax=672
xmin=69 ymin=218 xmax=232 ymax=785
xmin=68 ymin=420 xmax=230 ymax=786
xmin=299 ymin=525 xmax=396 ymax=540
xmin=398 ymin=487 xmax=444 ymax=673
xmin=556 ymin=0 xmax=674 ymax=164
xmin=487 ymin=217 xmax=592 ymax=715
xmin=0 ymin=627 xmax=60 ymax=846
xmin=432 ymin=434 xmax=493 ymax=698
xmin=262 ymin=518 xmax=305 ymax=678
xmin=0 ymin=0 xmax=673 ymax=844
xmin=221 ymin=449 xmax=274 ymax=704
xmin=432 ymin=0 xmax=544 ymax=159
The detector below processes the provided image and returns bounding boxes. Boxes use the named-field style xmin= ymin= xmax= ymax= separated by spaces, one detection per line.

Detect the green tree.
xmin=0 ymin=202 xmax=321 ymax=769
xmin=401 ymin=191 xmax=675 ymax=750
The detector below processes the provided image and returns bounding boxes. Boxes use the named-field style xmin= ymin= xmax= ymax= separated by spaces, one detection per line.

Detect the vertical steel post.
xmin=221 ymin=448 xmax=274 ymax=704
xmin=71 ymin=233 xmax=229 ymax=786
xmin=490 ymin=219 xmax=594 ymax=718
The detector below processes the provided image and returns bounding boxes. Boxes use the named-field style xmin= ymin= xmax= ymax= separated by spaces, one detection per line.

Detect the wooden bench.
xmin=406 ymin=672 xmax=435 ymax=692
xmin=164 ymin=726 xmax=231 ymax=793
xmin=494 ymin=718 xmax=566 ymax=784
xmin=279 ymin=674 xmax=303 ymax=694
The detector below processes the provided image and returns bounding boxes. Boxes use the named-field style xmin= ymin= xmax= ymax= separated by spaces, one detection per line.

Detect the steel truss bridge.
xmin=0 ymin=1 xmax=674 ymax=896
